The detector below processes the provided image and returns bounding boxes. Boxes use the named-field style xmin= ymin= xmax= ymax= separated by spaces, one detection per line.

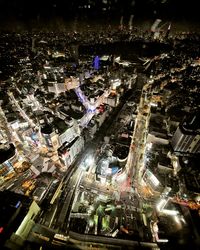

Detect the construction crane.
xmin=129 ymin=15 xmax=134 ymax=30
xmin=120 ymin=16 xmax=124 ymax=30
xmin=151 ymin=19 xmax=171 ymax=40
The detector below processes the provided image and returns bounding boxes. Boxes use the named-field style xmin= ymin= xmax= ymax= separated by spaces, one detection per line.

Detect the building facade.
xmin=0 ymin=144 xmax=17 ymax=179
xmin=58 ymin=136 xmax=84 ymax=167
xmin=171 ymin=125 xmax=200 ymax=154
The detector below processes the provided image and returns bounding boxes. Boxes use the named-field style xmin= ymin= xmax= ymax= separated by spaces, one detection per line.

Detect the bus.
xmin=52 ymin=234 xmax=68 ymax=246
xmin=111 ymin=229 xmax=119 ymax=237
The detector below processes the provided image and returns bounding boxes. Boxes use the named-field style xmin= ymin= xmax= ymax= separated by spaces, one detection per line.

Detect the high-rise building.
xmin=0 ymin=190 xmax=40 ymax=248
xmin=171 ymin=115 xmax=200 ymax=154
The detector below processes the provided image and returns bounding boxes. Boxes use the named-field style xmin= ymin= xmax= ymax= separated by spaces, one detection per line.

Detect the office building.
xmin=171 ymin=115 xmax=200 ymax=154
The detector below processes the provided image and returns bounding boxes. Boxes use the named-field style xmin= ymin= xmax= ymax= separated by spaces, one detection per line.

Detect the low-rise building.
xmin=0 ymin=143 xmax=17 ymax=180
xmin=40 ymin=116 xmax=79 ymax=149
xmin=105 ymin=93 xmax=119 ymax=107
xmin=48 ymin=81 xmax=66 ymax=96
xmin=87 ymin=119 xmax=97 ymax=138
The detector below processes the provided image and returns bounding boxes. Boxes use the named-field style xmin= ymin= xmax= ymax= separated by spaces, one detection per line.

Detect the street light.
xmin=146 ymin=142 xmax=152 ymax=150
xmin=85 ymin=156 xmax=94 ymax=166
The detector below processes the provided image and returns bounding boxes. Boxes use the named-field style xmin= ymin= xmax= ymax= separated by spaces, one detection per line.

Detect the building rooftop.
xmin=184 ymin=173 xmax=200 ymax=194
xmin=64 ymin=108 xmax=84 ymax=120
xmin=181 ymin=114 xmax=200 ymax=134
xmin=113 ymin=143 xmax=129 ymax=160
xmin=158 ymin=154 xmax=171 ymax=167
xmin=58 ymin=136 xmax=79 ymax=155
xmin=0 ymin=190 xmax=32 ymax=244
xmin=54 ymin=117 xmax=69 ymax=134
xmin=40 ymin=123 xmax=53 ymax=135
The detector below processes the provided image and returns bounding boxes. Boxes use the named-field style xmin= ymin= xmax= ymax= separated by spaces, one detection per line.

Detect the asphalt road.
xmin=0 ymin=169 xmax=32 ymax=192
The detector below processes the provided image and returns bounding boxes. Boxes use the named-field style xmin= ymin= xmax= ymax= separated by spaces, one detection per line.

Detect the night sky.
xmin=0 ymin=0 xmax=199 ymax=28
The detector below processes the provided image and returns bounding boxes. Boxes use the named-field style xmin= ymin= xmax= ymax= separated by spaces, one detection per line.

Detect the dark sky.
xmin=0 ymin=0 xmax=199 ymax=25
